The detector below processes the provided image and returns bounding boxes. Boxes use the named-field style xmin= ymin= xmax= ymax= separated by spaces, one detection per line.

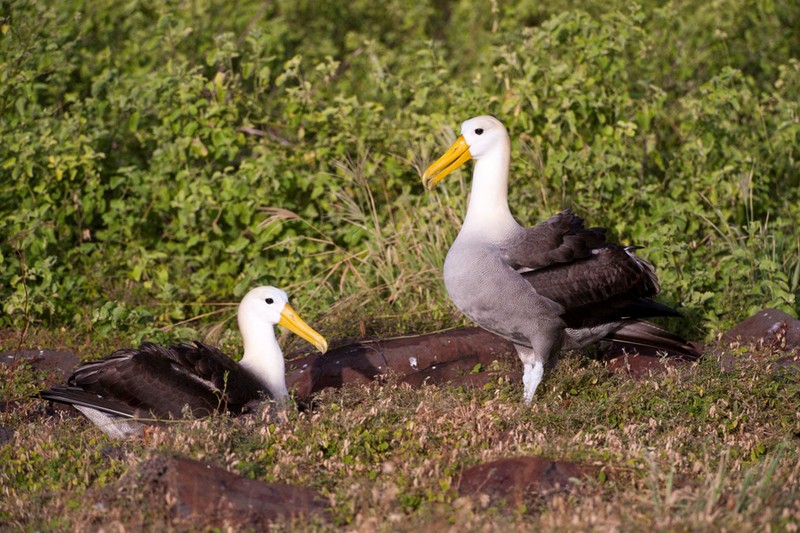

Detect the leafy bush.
xmin=1 ymin=0 xmax=798 ymax=339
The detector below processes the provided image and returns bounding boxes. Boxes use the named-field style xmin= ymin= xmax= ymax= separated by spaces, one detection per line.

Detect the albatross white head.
xmin=237 ymin=286 xmax=328 ymax=401
xmin=422 ymin=115 xmax=515 ymax=233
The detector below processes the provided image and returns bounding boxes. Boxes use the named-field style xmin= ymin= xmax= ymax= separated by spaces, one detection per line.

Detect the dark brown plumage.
xmin=502 ymin=209 xmax=608 ymax=270
xmin=44 ymin=342 xmax=265 ymax=420
xmin=39 ymin=286 xmax=328 ymax=437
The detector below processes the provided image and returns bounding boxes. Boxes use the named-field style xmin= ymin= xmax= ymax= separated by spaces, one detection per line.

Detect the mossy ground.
xmin=2 ymin=328 xmax=798 ymax=531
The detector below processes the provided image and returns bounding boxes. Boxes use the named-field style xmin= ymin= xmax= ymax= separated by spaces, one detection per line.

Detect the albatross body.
xmin=41 ymin=286 xmax=327 ymax=438
xmin=423 ymin=115 xmax=697 ymax=403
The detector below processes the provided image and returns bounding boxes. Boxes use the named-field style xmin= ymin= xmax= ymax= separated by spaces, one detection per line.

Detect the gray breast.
xmin=443 ymin=236 xmax=566 ymax=347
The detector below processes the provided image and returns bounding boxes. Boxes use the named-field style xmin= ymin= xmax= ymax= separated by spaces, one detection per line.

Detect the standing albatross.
xmin=422 ymin=115 xmax=698 ymax=404
xmin=40 ymin=286 xmax=327 ymax=438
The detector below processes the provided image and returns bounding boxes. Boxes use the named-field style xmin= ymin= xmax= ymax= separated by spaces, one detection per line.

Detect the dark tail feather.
xmin=39 ymin=386 xmax=136 ymax=418
xmin=605 ymin=320 xmax=701 ymax=360
xmin=619 ymin=299 xmax=683 ymax=320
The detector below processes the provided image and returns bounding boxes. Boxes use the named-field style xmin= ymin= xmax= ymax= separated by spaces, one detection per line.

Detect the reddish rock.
xmin=605 ymin=353 xmax=691 ymax=380
xmin=603 ymin=341 xmax=703 ymax=361
xmin=722 ymin=309 xmax=800 ymax=352
xmin=458 ymin=456 xmax=595 ymax=509
xmin=130 ymin=455 xmax=328 ymax=527
xmin=284 ymin=327 xmax=704 ymax=397
xmin=600 ymin=338 xmax=702 ymax=380
xmin=285 ymin=327 xmax=517 ymax=398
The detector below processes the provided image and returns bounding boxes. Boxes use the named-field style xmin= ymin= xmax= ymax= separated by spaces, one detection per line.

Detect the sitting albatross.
xmin=422 ymin=115 xmax=698 ymax=404
xmin=40 ymin=286 xmax=327 ymax=438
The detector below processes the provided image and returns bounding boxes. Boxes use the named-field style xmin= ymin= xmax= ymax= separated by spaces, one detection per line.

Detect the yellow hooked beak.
xmin=422 ymin=135 xmax=473 ymax=190
xmin=278 ymin=303 xmax=328 ymax=354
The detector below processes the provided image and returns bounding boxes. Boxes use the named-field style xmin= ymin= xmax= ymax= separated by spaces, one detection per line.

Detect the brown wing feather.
xmin=39 ymin=385 xmax=138 ymax=417
xmin=607 ymin=320 xmax=700 ymax=359
xmin=503 ymin=209 xmax=607 ymax=270
xmin=68 ymin=341 xmax=264 ymax=419
xmin=522 ymin=245 xmax=679 ymax=327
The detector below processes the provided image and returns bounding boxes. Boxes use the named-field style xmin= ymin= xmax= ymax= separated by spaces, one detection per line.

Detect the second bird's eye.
xmin=475 ymin=128 xmax=484 ymax=135
xmin=265 ymin=298 xmax=274 ymax=304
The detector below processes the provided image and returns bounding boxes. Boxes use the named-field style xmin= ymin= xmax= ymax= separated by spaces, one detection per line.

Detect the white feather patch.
xmin=73 ymin=406 xmax=144 ymax=439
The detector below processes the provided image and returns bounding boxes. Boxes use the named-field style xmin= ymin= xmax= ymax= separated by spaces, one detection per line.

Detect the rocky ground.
xmin=2 ymin=309 xmax=799 ymax=529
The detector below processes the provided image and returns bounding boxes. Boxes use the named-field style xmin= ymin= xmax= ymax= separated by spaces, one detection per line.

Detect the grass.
xmin=256 ymin=151 xmax=470 ymax=342
xmin=2 ymin=142 xmax=799 ymax=530
xmin=2 ymin=0 xmax=799 ymax=528
xmin=2 ymin=328 xmax=799 ymax=530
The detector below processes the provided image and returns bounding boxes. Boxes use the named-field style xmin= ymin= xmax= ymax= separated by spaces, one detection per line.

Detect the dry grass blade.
xmin=158 ymin=305 xmax=235 ymax=333
xmin=257 ymin=207 xmax=302 ymax=230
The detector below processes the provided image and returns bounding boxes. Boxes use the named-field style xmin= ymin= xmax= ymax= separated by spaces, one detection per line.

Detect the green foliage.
xmin=3 ymin=5 xmax=799 ymax=529
xmin=1 ymin=0 xmax=798 ymax=339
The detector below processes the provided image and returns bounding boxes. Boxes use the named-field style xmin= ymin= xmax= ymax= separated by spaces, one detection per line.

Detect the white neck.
xmin=237 ymin=313 xmax=288 ymax=401
xmin=462 ymin=142 xmax=518 ymax=238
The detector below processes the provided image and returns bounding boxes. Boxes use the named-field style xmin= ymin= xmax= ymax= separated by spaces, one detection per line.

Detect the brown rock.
xmin=602 ymin=341 xmax=703 ymax=361
xmin=1 ymin=349 xmax=79 ymax=417
xmin=129 ymin=454 xmax=328 ymax=527
xmin=284 ymin=326 xmax=703 ymax=398
xmin=722 ymin=309 xmax=800 ymax=352
xmin=458 ymin=456 xmax=595 ymax=510
xmin=606 ymin=353 xmax=691 ymax=380
xmin=285 ymin=327 xmax=517 ymax=398
xmin=411 ymin=369 xmax=519 ymax=390
xmin=0 ymin=349 xmax=78 ymax=386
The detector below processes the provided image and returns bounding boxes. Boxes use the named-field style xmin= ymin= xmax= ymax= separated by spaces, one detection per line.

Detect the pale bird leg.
xmin=522 ymin=360 xmax=544 ymax=404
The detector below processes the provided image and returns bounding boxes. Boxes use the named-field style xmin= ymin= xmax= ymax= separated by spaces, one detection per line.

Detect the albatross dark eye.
xmin=265 ymin=298 xmax=274 ymax=304
xmin=475 ymin=128 xmax=484 ymax=135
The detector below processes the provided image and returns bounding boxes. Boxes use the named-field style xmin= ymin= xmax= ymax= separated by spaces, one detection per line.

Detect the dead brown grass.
xmin=2 ymin=334 xmax=799 ymax=531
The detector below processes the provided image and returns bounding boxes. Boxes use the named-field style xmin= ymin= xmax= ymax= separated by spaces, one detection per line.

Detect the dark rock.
xmin=0 ymin=427 xmax=14 ymax=445
xmin=722 ymin=309 xmax=800 ymax=352
xmin=0 ymin=400 xmax=20 ymax=414
xmin=458 ymin=456 xmax=595 ymax=510
xmin=130 ymin=454 xmax=328 ymax=527
xmin=100 ymin=445 xmax=127 ymax=461
xmin=0 ymin=349 xmax=78 ymax=386
xmin=1 ymin=349 xmax=78 ymax=418
xmin=773 ymin=354 xmax=800 ymax=373
xmin=285 ymin=327 xmax=517 ymax=398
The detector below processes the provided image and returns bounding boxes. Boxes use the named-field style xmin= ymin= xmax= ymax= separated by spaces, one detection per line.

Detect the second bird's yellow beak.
xmin=279 ymin=304 xmax=328 ymax=354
